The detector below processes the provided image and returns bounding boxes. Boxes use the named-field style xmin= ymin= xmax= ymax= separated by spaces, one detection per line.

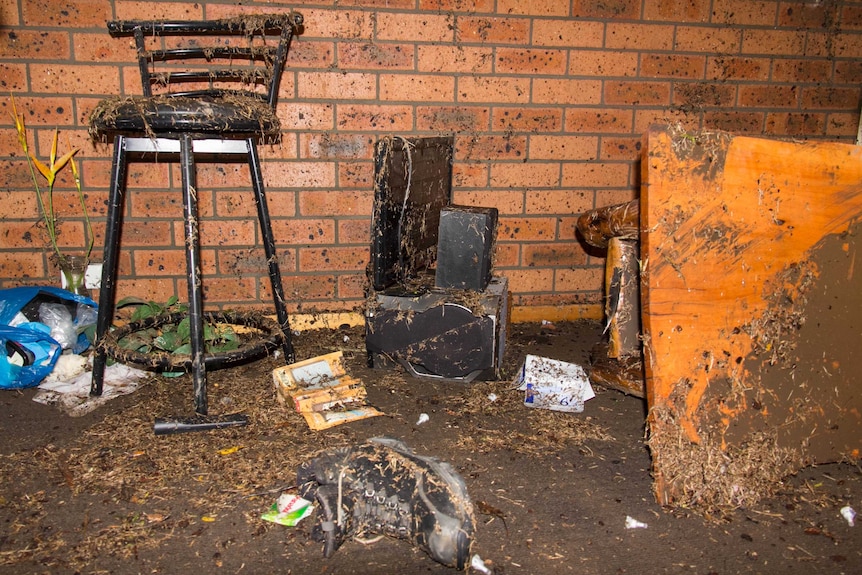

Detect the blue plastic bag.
xmin=0 ymin=323 xmax=62 ymax=389
xmin=0 ymin=287 xmax=97 ymax=389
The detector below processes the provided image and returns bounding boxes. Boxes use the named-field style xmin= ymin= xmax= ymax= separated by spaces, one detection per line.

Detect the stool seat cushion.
xmin=89 ymin=93 xmax=281 ymax=141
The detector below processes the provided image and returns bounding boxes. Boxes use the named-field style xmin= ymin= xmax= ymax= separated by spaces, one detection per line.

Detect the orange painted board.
xmin=640 ymin=125 xmax=862 ymax=506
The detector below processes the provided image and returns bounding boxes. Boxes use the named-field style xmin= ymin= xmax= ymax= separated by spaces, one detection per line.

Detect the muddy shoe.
xmin=297 ymin=437 xmax=475 ymax=569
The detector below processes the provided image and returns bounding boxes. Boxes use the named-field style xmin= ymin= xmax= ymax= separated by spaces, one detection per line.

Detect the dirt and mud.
xmin=1 ymin=320 xmax=860 ymax=574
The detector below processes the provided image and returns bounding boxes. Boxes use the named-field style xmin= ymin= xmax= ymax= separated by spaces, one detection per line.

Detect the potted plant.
xmin=10 ymin=95 xmax=94 ymax=295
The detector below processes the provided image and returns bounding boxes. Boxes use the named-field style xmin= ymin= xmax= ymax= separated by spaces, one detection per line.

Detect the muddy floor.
xmin=1 ymin=320 xmax=860 ymax=574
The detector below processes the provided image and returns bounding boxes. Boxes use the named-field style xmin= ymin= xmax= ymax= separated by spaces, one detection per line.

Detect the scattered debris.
xmin=840 ymin=506 xmax=856 ymax=527
xmin=470 ymin=554 xmax=493 ymax=574
xmin=513 ymin=354 xmax=595 ymax=413
xmin=34 ymin=360 xmax=149 ymax=416
xmin=273 ymin=351 xmax=382 ymax=430
xmin=416 ymin=412 xmax=430 ymax=425
xmin=261 ymin=493 xmax=314 ymax=527
xmin=625 ymin=515 xmax=648 ymax=529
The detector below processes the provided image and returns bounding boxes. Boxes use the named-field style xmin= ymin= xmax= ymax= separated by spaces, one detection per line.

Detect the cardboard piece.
xmin=273 ymin=352 xmax=381 ymax=430
xmin=513 ymin=355 xmax=595 ymax=413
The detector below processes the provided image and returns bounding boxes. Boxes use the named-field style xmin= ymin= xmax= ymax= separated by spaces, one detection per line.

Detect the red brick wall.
xmin=1 ymin=0 xmax=861 ymax=317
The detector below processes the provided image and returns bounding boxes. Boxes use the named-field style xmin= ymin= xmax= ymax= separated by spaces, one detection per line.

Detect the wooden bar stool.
xmin=88 ymin=13 xmax=303 ymax=421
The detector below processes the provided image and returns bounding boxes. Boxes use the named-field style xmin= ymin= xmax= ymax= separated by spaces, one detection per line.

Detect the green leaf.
xmin=154 ymin=331 xmax=182 ymax=351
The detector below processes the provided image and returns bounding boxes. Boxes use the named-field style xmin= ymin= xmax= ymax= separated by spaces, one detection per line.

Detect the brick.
xmin=22 ymin=0 xmax=111 ymax=27
xmin=381 ymin=73 xmax=455 ymax=102
xmin=0 ymin=0 xmax=19 ymax=24
xmin=218 ymin=248 xmax=291 ymax=276
xmin=634 ymin=109 xmax=697 ymax=135
xmin=833 ymin=60 xmax=862 ymax=84
xmin=416 ymin=105 xmax=490 ymax=131
xmin=600 ymin=136 xmax=643 ymax=161
xmin=338 ymin=0 xmax=414 ymax=7
xmin=451 ymin=190 xmax=525 ymax=214
xmin=0 ymin=63 xmax=26 ymax=91
xmin=214 ymin=191 xmax=258 ymax=219
xmin=271 ymin=218 xmax=336 ymax=244
xmin=526 ymin=189 xmax=593 ymax=214
xmin=376 ymin=12 xmax=454 ymax=43
xmin=199 ymin=276 xmax=259 ymax=303
xmin=565 ymin=109 xmax=634 ymax=134
xmin=739 ymin=85 xmax=799 ymax=108
xmin=529 ymin=135 xmax=599 ymax=161
xmin=337 ymin=104 xmax=414 ymax=131
xmin=419 ymin=0 xmax=495 ymax=13
xmin=502 ymin=268 xmax=553 ymax=293
xmin=773 ymin=58 xmax=833 ymax=83
xmin=741 ymin=30 xmax=806 ymax=56
xmin=451 ymin=162 xmax=490 ymax=188
xmin=532 ymin=78 xmax=602 ymax=105
xmin=337 ymin=218 xmax=372 ymax=244
xmin=133 ymin=249 xmax=188 ymax=276
xmin=279 ymin=103 xmax=335 ymax=131
xmin=456 ymin=134 xmax=527 ymax=161
xmin=764 ymin=112 xmax=825 ymax=137
xmin=594 ymin=189 xmax=637 ymax=210
xmin=605 ymin=80 xmax=671 ymax=106
xmin=832 ymin=32 xmax=862 ymax=58
xmin=264 ymin=161 xmax=337 ymax=189
xmin=555 ymin=267 xmax=603 ymax=292
xmin=712 ymin=0 xmax=777 ymax=26
xmin=284 ymin=9 xmax=374 ymax=41
xmin=673 ymin=82 xmax=736 ymax=112
xmin=338 ymin=161 xmax=375 ymax=189
xmin=0 ymin=221 xmax=40 ymax=249
xmin=301 ymin=133 xmax=374 ymax=160
xmin=491 ymin=243 xmax=518 ymax=267
xmin=524 ymin=242 xmax=588 ymax=267
xmin=702 ymin=110 xmax=766 ymax=134
xmin=778 ymin=1 xmax=830 ymax=28
xmin=675 ymin=26 xmax=741 ymax=53
xmin=561 ymin=162 xmax=631 ymax=188
xmin=532 ymin=19 xmax=604 ymax=48
xmin=299 ymin=190 xmax=371 ymax=217
xmin=338 ymin=41 xmax=414 ymax=70
xmin=115 ymin=1 xmax=203 ymax=21
xmin=6 ymin=96 xmax=75 ymax=126
xmin=493 ymin=107 xmax=562 ymax=132
xmin=0 ymin=251 xmax=44 ymax=280
xmin=0 ymin=191 xmax=39 ymax=219
xmin=826 ymin=112 xmax=860 ymax=138
xmin=116 ymin=220 xmax=172 ymax=247
xmin=497 ymin=216 xmax=557 ymax=240
xmin=288 ymin=41 xmax=336 ymax=69
xmin=606 ymin=23 xmax=674 ymax=51
xmin=490 ymin=162 xmax=559 ymax=188
xmin=298 ymin=71 xmax=376 ymax=100
xmin=0 ymin=30 xmax=69 ymax=60
xmin=456 ymin=16 xmax=530 ymax=44
xmin=843 ymin=5 xmax=862 ymax=29
xmin=417 ymin=45 xmax=494 ymax=74
xmin=298 ymin=246 xmax=369 ymax=272
xmin=115 ymin=277 xmax=175 ymax=303
xmin=644 ymin=0 xmax=710 ymax=22
xmin=572 ymin=0 xmax=639 ymax=19
xmin=279 ymin=274 xmax=338 ymax=301
xmin=641 ymin=54 xmax=706 ymax=79
xmin=706 ymin=56 xmax=771 ymax=81
xmin=496 ymin=48 xmax=567 ymax=75
xmin=337 ymin=273 xmax=367 ymax=301
xmin=497 ymin=0 xmax=569 ymax=16
xmin=801 ymin=86 xmax=860 ymax=110
xmin=264 ymin=191 xmax=298 ymax=218
xmin=569 ymin=49 xmax=638 ymax=77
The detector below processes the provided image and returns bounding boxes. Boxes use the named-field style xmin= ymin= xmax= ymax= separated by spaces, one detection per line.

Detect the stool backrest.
xmin=107 ymin=13 xmax=303 ymax=108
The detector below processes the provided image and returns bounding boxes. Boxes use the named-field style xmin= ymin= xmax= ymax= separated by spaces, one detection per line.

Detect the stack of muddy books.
xmin=273 ymin=351 xmax=381 ymax=430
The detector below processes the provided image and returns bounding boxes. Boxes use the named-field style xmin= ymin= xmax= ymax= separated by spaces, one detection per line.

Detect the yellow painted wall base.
xmin=288 ymin=303 xmax=603 ymax=332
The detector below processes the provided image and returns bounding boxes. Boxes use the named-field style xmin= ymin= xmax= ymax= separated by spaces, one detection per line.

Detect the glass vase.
xmin=59 ymin=254 xmax=90 ymax=298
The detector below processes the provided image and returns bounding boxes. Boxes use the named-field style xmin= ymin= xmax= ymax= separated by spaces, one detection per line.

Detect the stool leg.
xmin=91 ymin=135 xmax=128 ymax=397
xmin=247 ymin=138 xmax=295 ymax=363
xmin=180 ymin=134 xmax=208 ymax=415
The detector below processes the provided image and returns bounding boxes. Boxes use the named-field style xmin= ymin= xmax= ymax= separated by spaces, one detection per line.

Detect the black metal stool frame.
xmin=89 ymin=14 xmax=303 ymax=417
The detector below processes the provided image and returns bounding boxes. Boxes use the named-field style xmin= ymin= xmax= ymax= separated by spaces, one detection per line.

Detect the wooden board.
xmin=640 ymin=125 xmax=862 ymax=508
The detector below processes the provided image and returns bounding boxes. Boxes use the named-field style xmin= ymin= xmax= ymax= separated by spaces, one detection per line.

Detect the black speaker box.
xmin=434 ymin=205 xmax=498 ymax=291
